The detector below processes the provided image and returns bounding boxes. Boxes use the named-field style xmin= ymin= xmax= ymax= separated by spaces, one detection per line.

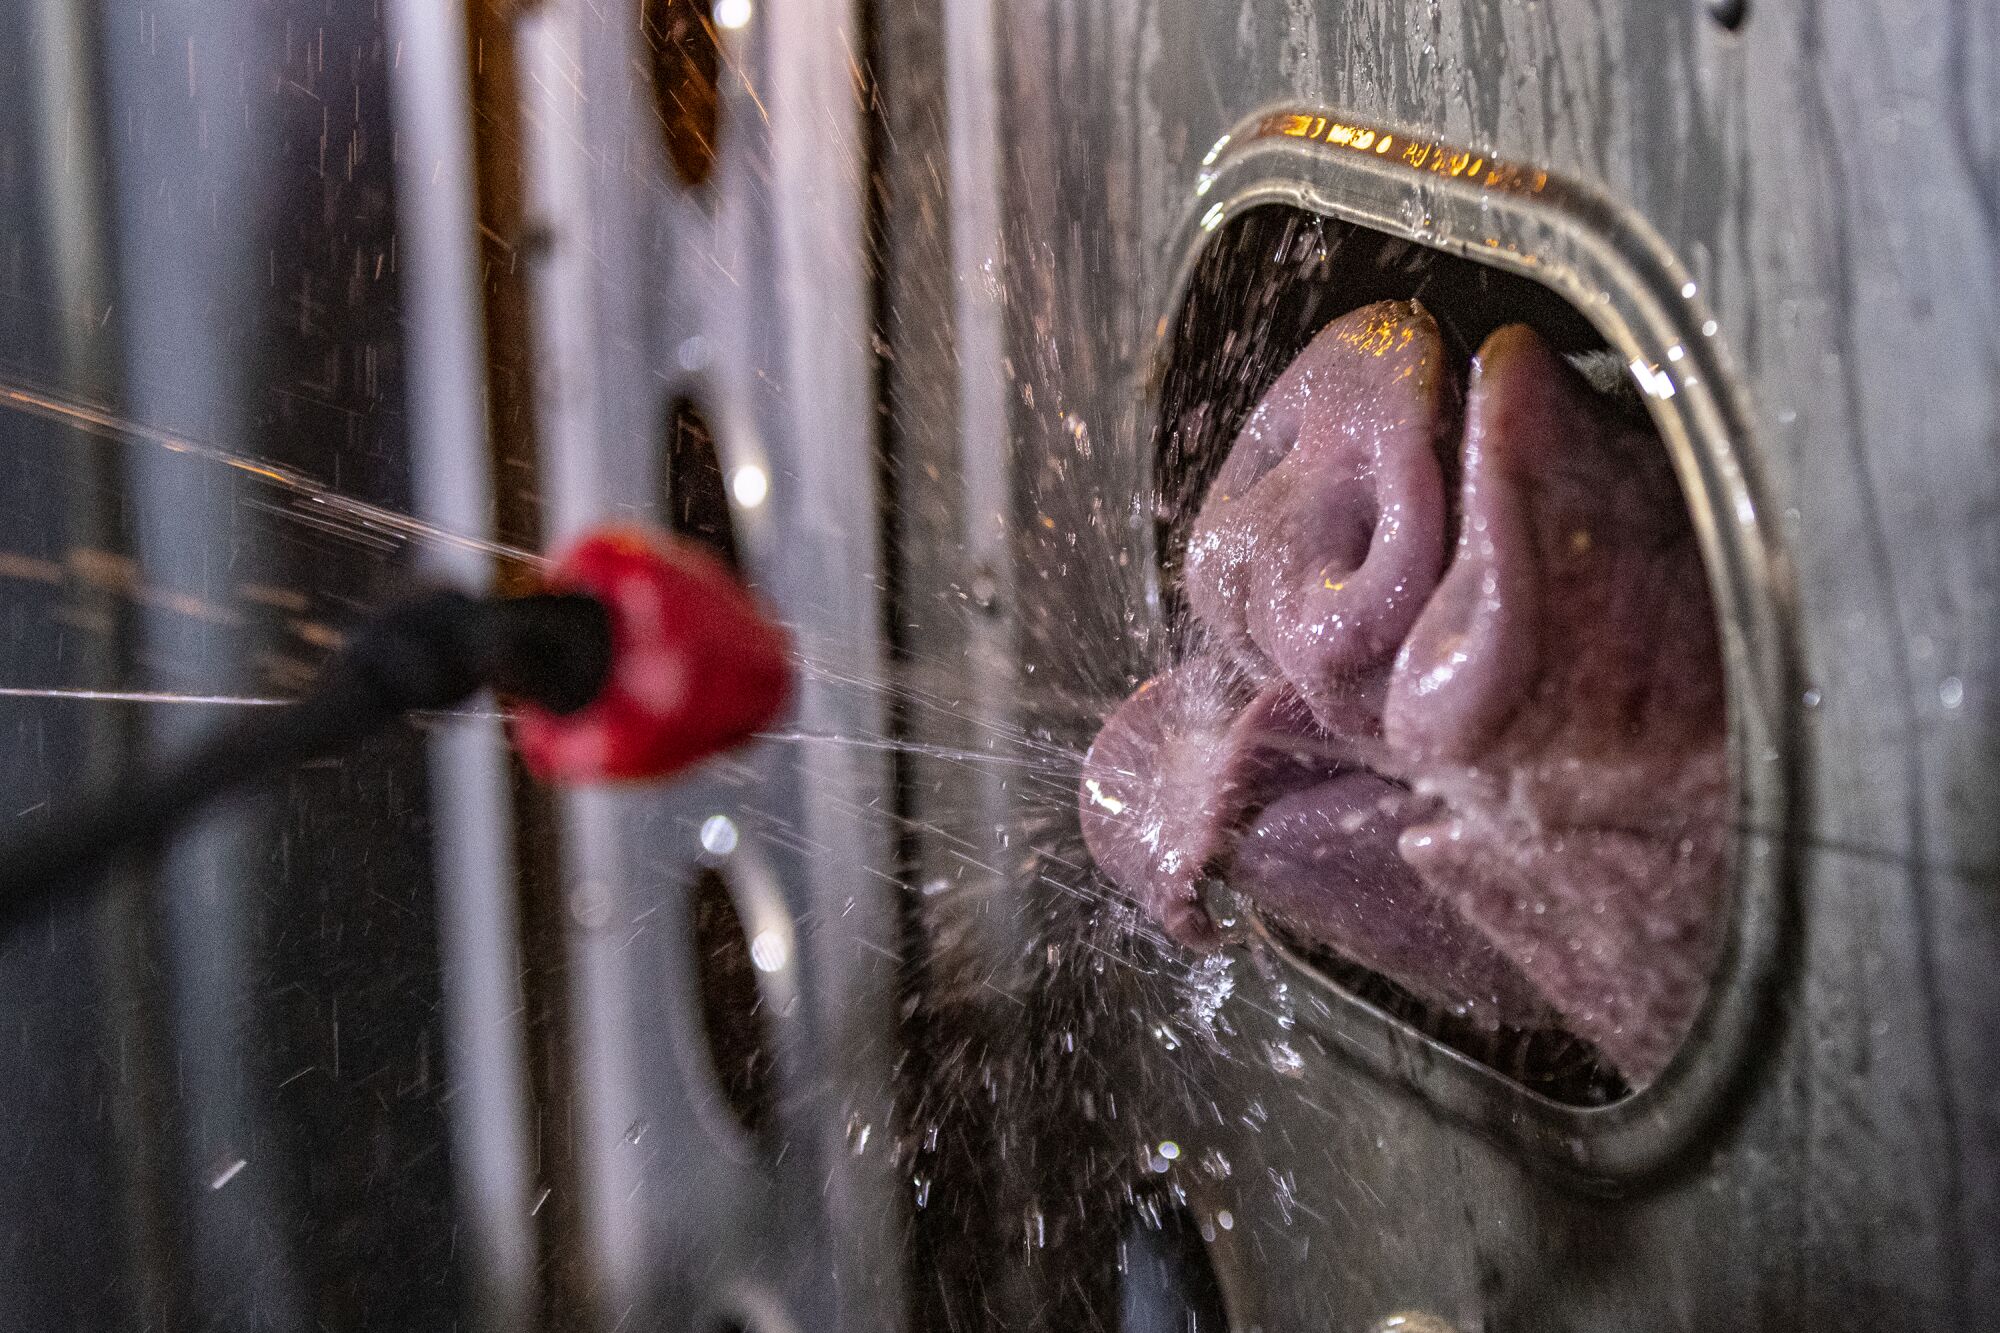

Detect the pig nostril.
xmin=1315 ymin=480 xmax=1378 ymax=575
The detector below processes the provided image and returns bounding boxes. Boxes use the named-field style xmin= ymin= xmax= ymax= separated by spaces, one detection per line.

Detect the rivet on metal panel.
xmin=968 ymin=564 xmax=1003 ymax=616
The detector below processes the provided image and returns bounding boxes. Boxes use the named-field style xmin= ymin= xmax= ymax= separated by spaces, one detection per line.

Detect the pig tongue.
xmin=1185 ymin=300 xmax=1457 ymax=738
xmin=1382 ymin=325 xmax=1728 ymax=1082
xmin=1398 ymin=818 xmax=1720 ymax=1082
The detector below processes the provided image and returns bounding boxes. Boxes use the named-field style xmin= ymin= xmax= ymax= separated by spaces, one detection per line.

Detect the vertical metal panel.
xmin=760 ymin=0 xmax=910 ymax=1321
xmin=385 ymin=0 xmax=539 ymax=1325
xmin=1 ymin=1 xmax=472 ymax=1325
xmin=0 ymin=5 xmax=139 ymax=1329
xmin=880 ymin=0 xmax=2000 ymax=1327
xmin=99 ymin=4 xmax=310 ymax=1323
xmin=506 ymin=0 xmax=907 ymax=1325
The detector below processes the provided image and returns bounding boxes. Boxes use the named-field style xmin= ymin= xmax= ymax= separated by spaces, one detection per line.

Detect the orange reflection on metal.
xmin=1256 ymin=109 xmax=1542 ymax=195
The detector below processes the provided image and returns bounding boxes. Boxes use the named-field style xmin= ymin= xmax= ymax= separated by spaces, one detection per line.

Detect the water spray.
xmin=0 ymin=524 xmax=792 ymax=943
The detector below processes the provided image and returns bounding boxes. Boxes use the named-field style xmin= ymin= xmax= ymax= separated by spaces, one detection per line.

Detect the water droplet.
xmin=1802 ymin=687 xmax=1821 ymax=708
xmin=699 ymin=814 xmax=739 ymax=857
xmin=676 ymin=334 xmax=712 ymax=372
xmin=1940 ymin=676 xmax=1964 ymax=710
xmin=1373 ymin=1315 xmax=1460 ymax=1333
xmin=730 ymin=463 xmax=770 ymax=509
xmin=749 ymin=928 xmax=789 ymax=973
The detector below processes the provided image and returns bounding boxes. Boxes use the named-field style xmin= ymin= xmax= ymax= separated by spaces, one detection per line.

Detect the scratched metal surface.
xmin=884 ymin=0 xmax=1999 ymax=1328
xmin=1 ymin=0 xmax=909 ymax=1325
xmin=4 ymin=0 xmax=1996 ymax=1328
xmin=0 ymin=2 xmax=467 ymax=1329
xmin=494 ymin=0 xmax=909 ymax=1328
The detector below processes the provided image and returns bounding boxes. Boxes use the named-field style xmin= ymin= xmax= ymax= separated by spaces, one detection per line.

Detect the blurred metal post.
xmin=96 ymin=2 xmax=305 ymax=1324
xmin=761 ymin=0 xmax=911 ymax=1323
xmin=383 ymin=1 xmax=539 ymax=1327
xmin=504 ymin=0 xmax=914 ymax=1322
xmin=514 ymin=11 xmax=652 ymax=1316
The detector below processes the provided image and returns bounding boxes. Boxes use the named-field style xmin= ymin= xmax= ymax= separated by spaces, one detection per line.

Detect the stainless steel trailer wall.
xmin=889 ymin=3 xmax=1999 ymax=1328
xmin=0 ymin=1 xmax=1993 ymax=1330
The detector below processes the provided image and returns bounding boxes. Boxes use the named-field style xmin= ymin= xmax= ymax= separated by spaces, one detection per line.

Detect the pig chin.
xmin=1079 ymin=299 xmax=1728 ymax=1085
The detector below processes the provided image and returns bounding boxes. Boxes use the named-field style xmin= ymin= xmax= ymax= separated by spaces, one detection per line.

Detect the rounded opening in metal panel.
xmin=663 ymin=395 xmax=742 ymax=569
xmin=701 ymin=1286 xmax=801 ymax=1333
xmin=689 ymin=864 xmax=779 ymax=1140
xmin=1118 ymin=1194 xmax=1232 ymax=1331
xmin=1082 ymin=202 xmax=1742 ymax=1108
xmin=642 ymin=0 xmax=722 ymax=188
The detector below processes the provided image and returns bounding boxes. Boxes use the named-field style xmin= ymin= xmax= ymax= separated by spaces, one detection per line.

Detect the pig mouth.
xmin=1078 ymin=300 xmax=1727 ymax=1088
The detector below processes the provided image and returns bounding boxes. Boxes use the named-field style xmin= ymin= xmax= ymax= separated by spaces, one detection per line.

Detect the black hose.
xmin=0 ymin=588 xmax=611 ymax=942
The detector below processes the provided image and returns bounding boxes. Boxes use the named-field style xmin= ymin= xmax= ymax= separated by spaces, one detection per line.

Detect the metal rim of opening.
xmin=674 ymin=833 xmax=800 ymax=1160
xmin=1143 ymin=108 xmax=1796 ymax=1188
xmin=1118 ymin=1191 xmax=1235 ymax=1331
xmin=664 ymin=394 xmax=744 ymax=568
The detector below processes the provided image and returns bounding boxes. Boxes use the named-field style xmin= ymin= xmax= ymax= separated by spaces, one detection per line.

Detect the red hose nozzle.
xmin=511 ymin=525 xmax=792 ymax=783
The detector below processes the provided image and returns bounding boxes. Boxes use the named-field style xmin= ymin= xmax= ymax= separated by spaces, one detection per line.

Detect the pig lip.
xmin=1077 ymin=666 xmax=1352 ymax=949
xmin=1227 ymin=772 xmax=1555 ymax=1031
xmin=1078 ymin=681 xmax=1555 ymax=1031
xmin=1079 ymin=667 xmax=1446 ymax=957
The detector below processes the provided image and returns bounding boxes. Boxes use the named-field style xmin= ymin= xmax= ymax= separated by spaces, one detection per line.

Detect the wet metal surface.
xmin=1 ymin=0 xmax=1996 ymax=1330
